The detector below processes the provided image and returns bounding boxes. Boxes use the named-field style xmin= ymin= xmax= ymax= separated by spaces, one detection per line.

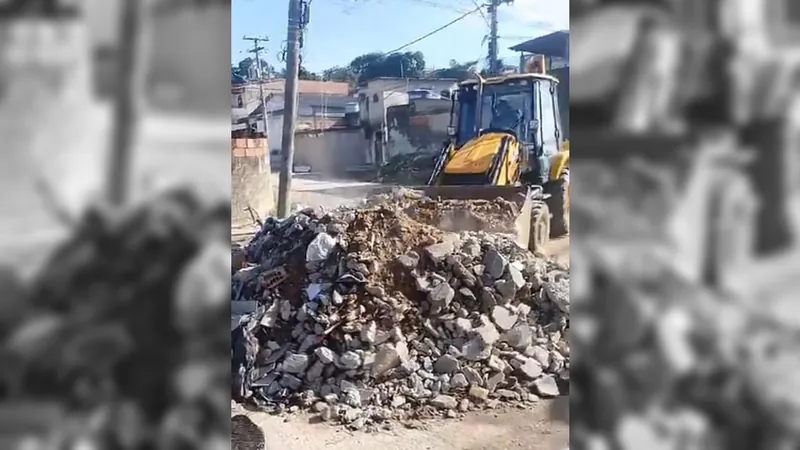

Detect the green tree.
xmin=236 ymin=57 xmax=274 ymax=80
xmin=348 ymin=51 xmax=426 ymax=82
xmin=431 ymin=59 xmax=479 ymax=81
xmin=278 ymin=65 xmax=320 ymax=80
xmin=322 ymin=66 xmax=357 ymax=84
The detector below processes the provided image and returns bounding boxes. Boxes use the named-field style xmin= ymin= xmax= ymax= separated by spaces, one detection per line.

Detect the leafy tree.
xmin=348 ymin=51 xmax=426 ymax=82
xmin=278 ymin=65 xmax=321 ymax=80
xmin=322 ymin=66 xmax=357 ymax=84
xmin=430 ymin=59 xmax=479 ymax=81
xmin=235 ymin=57 xmax=275 ymax=80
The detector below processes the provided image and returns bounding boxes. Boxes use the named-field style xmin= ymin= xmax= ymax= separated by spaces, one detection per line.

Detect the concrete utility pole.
xmin=107 ymin=0 xmax=150 ymax=206
xmin=487 ymin=0 xmax=513 ymax=74
xmin=276 ymin=0 xmax=302 ymax=218
xmin=243 ymin=35 xmax=270 ymax=139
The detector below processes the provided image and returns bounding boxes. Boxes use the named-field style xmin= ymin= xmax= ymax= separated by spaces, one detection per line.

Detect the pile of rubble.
xmin=231 ymin=190 xmax=569 ymax=430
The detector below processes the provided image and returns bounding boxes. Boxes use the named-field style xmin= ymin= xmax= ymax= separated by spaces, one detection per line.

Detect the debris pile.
xmin=0 ymin=188 xmax=231 ymax=449
xmin=374 ymin=152 xmax=438 ymax=185
xmin=232 ymin=192 xmax=569 ymax=429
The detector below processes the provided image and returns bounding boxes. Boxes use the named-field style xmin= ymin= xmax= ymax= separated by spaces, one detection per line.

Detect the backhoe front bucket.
xmin=303 ymin=183 xmax=548 ymax=252
xmin=406 ymin=184 xmax=547 ymax=252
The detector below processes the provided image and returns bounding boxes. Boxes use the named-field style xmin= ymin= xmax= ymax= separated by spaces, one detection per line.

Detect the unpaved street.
xmin=235 ymin=398 xmax=568 ymax=450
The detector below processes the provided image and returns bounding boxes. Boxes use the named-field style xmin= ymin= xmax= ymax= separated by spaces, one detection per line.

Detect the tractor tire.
xmin=529 ymin=201 xmax=551 ymax=254
xmin=546 ymin=168 xmax=570 ymax=238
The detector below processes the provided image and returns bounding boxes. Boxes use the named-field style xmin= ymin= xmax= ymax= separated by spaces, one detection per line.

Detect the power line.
xmin=407 ymin=0 xmax=471 ymax=13
xmin=384 ymin=5 xmax=484 ymax=54
xmin=469 ymin=0 xmax=491 ymax=27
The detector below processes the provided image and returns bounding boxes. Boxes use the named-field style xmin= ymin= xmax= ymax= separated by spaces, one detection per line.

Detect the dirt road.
xmin=235 ymin=398 xmax=568 ymax=450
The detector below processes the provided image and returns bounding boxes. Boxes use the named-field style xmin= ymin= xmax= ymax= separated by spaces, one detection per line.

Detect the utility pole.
xmin=276 ymin=0 xmax=304 ymax=218
xmin=243 ymin=35 xmax=270 ymax=139
xmin=487 ymin=0 xmax=513 ymax=74
xmin=107 ymin=0 xmax=150 ymax=206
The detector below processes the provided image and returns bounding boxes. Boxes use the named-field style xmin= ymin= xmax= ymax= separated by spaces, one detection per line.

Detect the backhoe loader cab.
xmin=424 ymin=73 xmax=570 ymax=249
xmin=446 ymin=73 xmax=566 ymax=186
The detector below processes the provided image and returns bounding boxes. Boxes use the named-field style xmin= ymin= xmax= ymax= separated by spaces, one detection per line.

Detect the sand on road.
xmin=235 ymin=398 xmax=568 ymax=450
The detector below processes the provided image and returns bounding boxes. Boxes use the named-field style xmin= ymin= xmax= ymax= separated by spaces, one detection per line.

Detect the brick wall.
xmin=231 ymin=138 xmax=273 ymax=226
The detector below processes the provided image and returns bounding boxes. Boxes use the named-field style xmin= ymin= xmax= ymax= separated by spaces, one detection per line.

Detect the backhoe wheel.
xmin=529 ymin=202 xmax=550 ymax=254
xmin=546 ymin=168 xmax=570 ymax=238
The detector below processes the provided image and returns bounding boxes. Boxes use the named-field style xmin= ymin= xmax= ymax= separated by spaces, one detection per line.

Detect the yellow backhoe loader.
xmin=417 ymin=70 xmax=570 ymax=253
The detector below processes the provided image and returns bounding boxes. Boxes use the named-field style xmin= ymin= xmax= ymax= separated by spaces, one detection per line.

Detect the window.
xmin=237 ymin=95 xmax=243 ymax=108
xmin=372 ymin=94 xmax=379 ymax=103
xmin=538 ymin=80 xmax=558 ymax=156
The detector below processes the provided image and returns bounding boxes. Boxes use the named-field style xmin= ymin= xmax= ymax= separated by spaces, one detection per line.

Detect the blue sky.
xmin=231 ymin=0 xmax=569 ymax=73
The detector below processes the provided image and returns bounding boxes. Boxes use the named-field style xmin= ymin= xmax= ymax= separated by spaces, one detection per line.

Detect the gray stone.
xmin=474 ymin=316 xmax=500 ymax=344
xmin=372 ymin=342 xmax=408 ymax=377
xmin=392 ymin=395 xmax=407 ymax=408
xmin=462 ymin=367 xmax=483 ymax=386
xmin=306 ymin=361 xmax=325 ymax=381
xmin=313 ymin=402 xmax=329 ymax=413
xmin=360 ymin=321 xmax=378 ymax=345
xmin=462 ymin=337 xmax=491 ymax=361
xmin=532 ymin=375 xmax=560 ymax=397
xmin=487 ymin=355 xmax=505 ymax=373
xmin=507 ymin=265 xmax=527 ymax=290
xmin=348 ymin=417 xmax=366 ymax=430
xmin=468 ymin=385 xmax=490 ymax=401
xmin=544 ymin=275 xmax=569 ymax=313
xmin=365 ymin=285 xmax=385 ymax=298
xmin=340 ymin=407 xmax=361 ymax=424
xmin=494 ymin=280 xmax=517 ymax=301
xmin=428 ymin=283 xmax=455 ymax=312
xmin=454 ymin=317 xmax=473 ymax=335
xmin=337 ymin=351 xmax=363 ymax=370
xmin=459 ymin=287 xmax=476 ymax=301
xmin=458 ymin=398 xmax=470 ymax=412
xmin=314 ymin=347 xmax=337 ymax=365
xmin=531 ymin=346 xmax=551 ymax=367
xmin=519 ymin=358 xmax=543 ymax=379
xmin=280 ymin=353 xmax=310 ymax=374
xmin=450 ymin=373 xmax=469 ymax=389
xmin=483 ymin=249 xmax=508 ymax=279
xmin=430 ymin=395 xmax=458 ymax=409
xmin=491 ymin=306 xmax=517 ymax=331
xmin=495 ymin=389 xmax=520 ymax=400
xmin=397 ymin=251 xmax=420 ymax=269
xmin=280 ymin=374 xmax=303 ymax=390
xmin=434 ymin=354 xmax=459 ymax=374
xmin=425 ymin=242 xmax=455 ymax=264
xmin=486 ymin=372 xmax=505 ymax=391
xmin=340 ymin=383 xmax=362 ymax=407
xmin=502 ymin=325 xmax=533 ymax=350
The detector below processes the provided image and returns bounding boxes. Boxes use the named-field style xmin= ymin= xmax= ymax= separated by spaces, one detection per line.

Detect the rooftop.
xmin=250 ymin=94 xmax=356 ymax=117
xmin=232 ymin=79 xmax=350 ymax=96
xmin=509 ymin=30 xmax=569 ymax=58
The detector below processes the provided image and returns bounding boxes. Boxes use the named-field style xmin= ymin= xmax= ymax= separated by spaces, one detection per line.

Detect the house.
xmin=231 ymin=80 xmax=351 ymax=134
xmin=247 ymin=94 xmax=359 ymax=150
xmin=355 ymin=77 xmax=458 ymax=104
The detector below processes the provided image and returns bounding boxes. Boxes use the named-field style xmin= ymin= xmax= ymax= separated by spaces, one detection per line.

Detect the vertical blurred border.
xmin=0 ymin=0 xmax=233 ymax=448
xmin=570 ymin=0 xmax=800 ymax=449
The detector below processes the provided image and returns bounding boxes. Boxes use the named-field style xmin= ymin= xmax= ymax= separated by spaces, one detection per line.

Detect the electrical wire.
xmin=469 ymin=0 xmax=491 ymax=28
xmin=384 ymin=5 xmax=484 ymax=54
